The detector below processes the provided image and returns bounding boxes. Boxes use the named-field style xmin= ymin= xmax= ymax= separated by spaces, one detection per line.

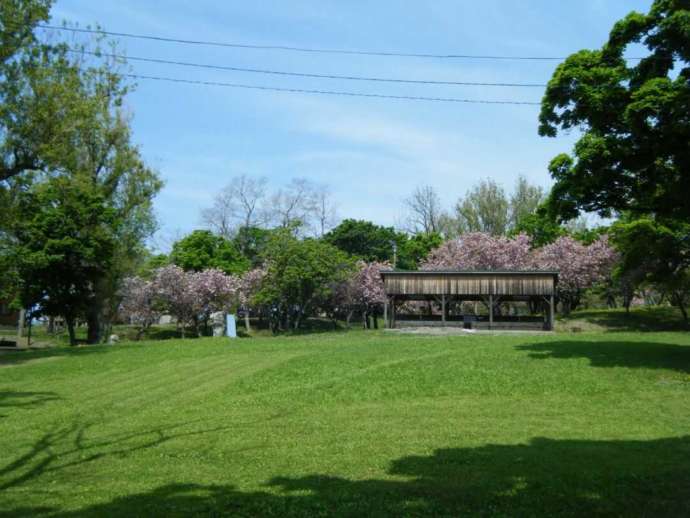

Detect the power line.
xmin=121 ymin=72 xmax=542 ymax=105
xmin=39 ymin=23 xmax=646 ymax=61
xmin=70 ymin=48 xmax=549 ymax=88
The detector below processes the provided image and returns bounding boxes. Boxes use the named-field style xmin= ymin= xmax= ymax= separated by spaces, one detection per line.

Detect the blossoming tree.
xmin=534 ymin=235 xmax=619 ymax=314
xmin=421 ymin=232 xmax=617 ymax=315
xmin=118 ymin=277 xmax=161 ymax=339
xmin=422 ymin=232 xmax=533 ymax=270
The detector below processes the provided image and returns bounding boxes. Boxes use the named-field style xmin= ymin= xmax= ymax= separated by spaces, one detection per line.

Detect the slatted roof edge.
xmin=380 ymin=270 xmax=559 ymax=276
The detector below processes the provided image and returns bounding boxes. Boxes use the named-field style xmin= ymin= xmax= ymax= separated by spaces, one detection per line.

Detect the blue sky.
xmin=49 ymin=0 xmax=651 ymax=249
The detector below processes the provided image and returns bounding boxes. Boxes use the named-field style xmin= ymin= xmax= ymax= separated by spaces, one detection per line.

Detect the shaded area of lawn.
xmin=1 ymin=434 xmax=688 ymax=517
xmin=517 ymin=340 xmax=690 ymax=374
xmin=559 ymin=306 xmax=689 ymax=333
xmin=18 ymin=317 xmax=352 ymax=345
xmin=0 ymin=345 xmax=108 ymax=367
xmin=0 ymin=391 xmax=60 ymax=412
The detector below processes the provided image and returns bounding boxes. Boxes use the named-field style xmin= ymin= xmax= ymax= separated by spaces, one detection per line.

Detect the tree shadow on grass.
xmin=516 ymin=340 xmax=690 ymax=373
xmin=0 ymin=391 xmax=59 ymax=417
xmin=0 ymin=411 xmax=289 ymax=493
xmin=0 ymin=346 xmax=109 ymax=367
xmin=563 ymin=307 xmax=689 ymax=332
xmin=2 ymin=436 xmax=688 ymax=517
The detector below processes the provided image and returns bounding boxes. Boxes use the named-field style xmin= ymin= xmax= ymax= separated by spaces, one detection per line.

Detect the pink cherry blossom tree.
xmin=151 ymin=265 xmax=197 ymax=338
xmin=238 ymin=267 xmax=266 ymax=331
xmin=118 ymin=277 xmax=161 ymax=339
xmin=190 ymin=268 xmax=241 ymax=334
xmin=420 ymin=231 xmax=618 ymax=315
xmin=342 ymin=261 xmax=390 ymax=328
xmin=421 ymin=232 xmax=533 ymax=270
xmin=534 ymin=235 xmax=618 ymax=313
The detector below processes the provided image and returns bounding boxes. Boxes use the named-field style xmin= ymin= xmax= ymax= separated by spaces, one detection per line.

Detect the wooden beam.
xmin=550 ymin=294 xmax=555 ymax=331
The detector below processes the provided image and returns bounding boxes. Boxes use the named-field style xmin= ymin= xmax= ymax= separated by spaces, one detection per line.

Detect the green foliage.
xmin=1 ymin=17 xmax=162 ymax=343
xmin=454 ymin=179 xmax=510 ymax=235
xmin=13 ymin=177 xmax=116 ymax=343
xmin=511 ymin=209 xmax=567 ymax=247
xmin=324 ymin=220 xmax=443 ymax=270
xmin=539 ymin=0 xmax=690 ymax=221
xmin=512 ymin=201 xmax=609 ymax=247
xmin=258 ymin=230 xmax=354 ymax=329
xmin=324 ymin=219 xmax=400 ymax=262
xmin=136 ymin=251 xmax=170 ymax=279
xmin=510 ymin=176 xmax=545 ymax=229
xmin=611 ymin=217 xmax=690 ymax=321
xmin=449 ymin=177 xmax=544 ymax=238
xmin=397 ymin=232 xmax=443 ymax=269
xmin=0 ymin=0 xmax=51 ymax=68
xmin=231 ymin=226 xmax=273 ymax=267
xmin=170 ymin=230 xmax=249 ymax=275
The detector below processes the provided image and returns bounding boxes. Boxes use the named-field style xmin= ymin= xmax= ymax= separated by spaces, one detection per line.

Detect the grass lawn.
xmin=1 ymin=328 xmax=689 ymax=516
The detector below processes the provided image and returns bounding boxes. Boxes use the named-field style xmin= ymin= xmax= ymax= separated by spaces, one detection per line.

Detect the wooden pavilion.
xmin=380 ymin=270 xmax=559 ymax=330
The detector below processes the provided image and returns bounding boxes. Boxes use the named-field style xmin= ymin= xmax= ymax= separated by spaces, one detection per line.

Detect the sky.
xmin=48 ymin=0 xmax=652 ymax=250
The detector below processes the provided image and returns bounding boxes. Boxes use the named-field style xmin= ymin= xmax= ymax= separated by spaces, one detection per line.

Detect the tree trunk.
xmin=66 ymin=318 xmax=77 ymax=346
xmin=87 ymin=287 xmax=112 ymax=344
xmin=244 ymin=310 xmax=251 ymax=332
xmin=86 ymin=308 xmax=101 ymax=344
xmin=671 ymin=292 xmax=688 ymax=324
xmin=373 ymin=312 xmax=378 ymax=329
xmin=346 ymin=310 xmax=354 ymax=328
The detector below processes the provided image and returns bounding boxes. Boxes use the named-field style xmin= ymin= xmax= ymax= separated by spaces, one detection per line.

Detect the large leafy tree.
xmin=1 ymin=8 xmax=162 ymax=342
xmin=612 ymin=218 xmax=690 ymax=322
xmin=0 ymin=0 xmax=52 ymax=299
xmin=257 ymin=231 xmax=353 ymax=331
xmin=539 ymin=0 xmax=690 ymax=222
xmin=454 ymin=179 xmax=510 ymax=236
xmin=324 ymin=219 xmax=401 ymax=263
xmin=397 ymin=232 xmax=443 ymax=270
xmin=231 ymin=226 xmax=272 ymax=267
xmin=450 ymin=176 xmax=543 ymax=237
xmin=14 ymin=178 xmax=116 ymax=345
xmin=171 ymin=230 xmax=249 ymax=275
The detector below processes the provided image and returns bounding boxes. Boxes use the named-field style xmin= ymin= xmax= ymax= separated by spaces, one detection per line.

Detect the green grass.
xmin=558 ymin=305 xmax=689 ymax=333
xmin=1 ymin=329 xmax=689 ymax=516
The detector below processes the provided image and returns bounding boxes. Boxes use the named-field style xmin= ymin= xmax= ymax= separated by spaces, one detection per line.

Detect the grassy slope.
xmin=1 ymin=330 xmax=689 ymax=517
xmin=558 ymin=305 xmax=689 ymax=333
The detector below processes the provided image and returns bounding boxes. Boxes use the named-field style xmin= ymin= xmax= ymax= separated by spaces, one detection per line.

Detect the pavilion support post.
xmin=549 ymin=294 xmax=555 ymax=331
xmin=441 ymin=294 xmax=446 ymax=326
xmin=391 ymin=296 xmax=396 ymax=329
xmin=383 ymin=298 xmax=389 ymax=329
xmin=489 ymin=294 xmax=493 ymax=330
